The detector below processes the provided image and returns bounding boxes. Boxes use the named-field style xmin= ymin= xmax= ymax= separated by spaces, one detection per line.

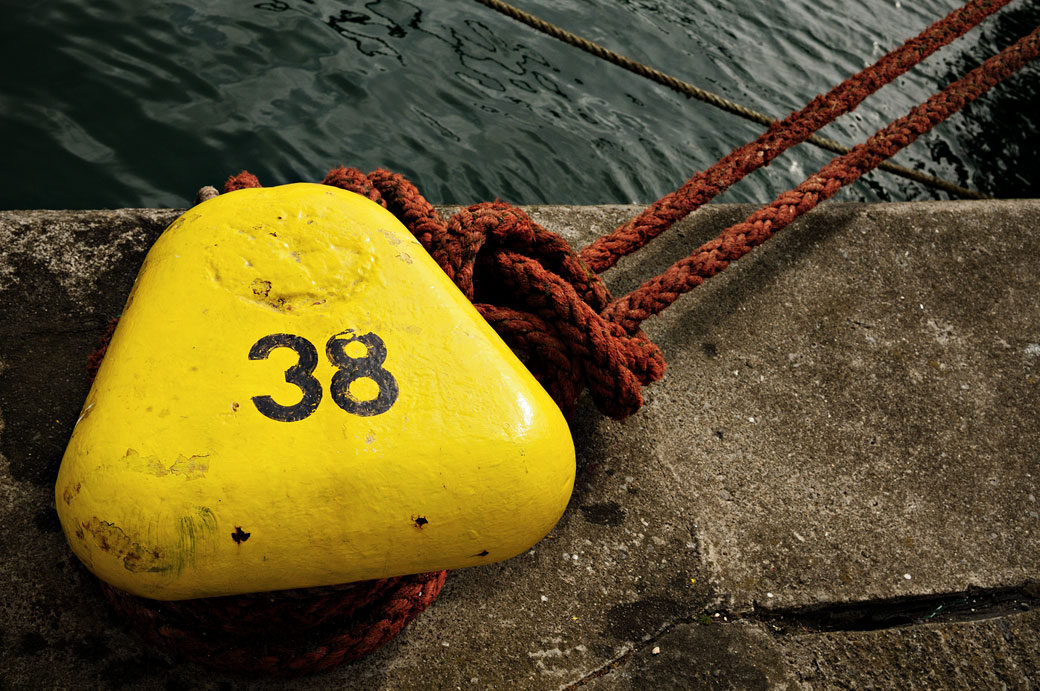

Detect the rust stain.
xmin=251 ymin=278 xmax=272 ymax=297
xmin=62 ymin=482 xmax=81 ymax=506
xmin=81 ymin=517 xmax=169 ymax=574
xmin=248 ymin=278 xmax=307 ymax=312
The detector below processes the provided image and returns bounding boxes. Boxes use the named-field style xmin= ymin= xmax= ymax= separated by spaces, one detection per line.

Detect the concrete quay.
xmin=1 ymin=200 xmax=1038 ymax=689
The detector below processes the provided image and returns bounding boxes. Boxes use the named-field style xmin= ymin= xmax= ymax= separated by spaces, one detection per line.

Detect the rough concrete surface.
xmin=0 ymin=201 xmax=1037 ymax=689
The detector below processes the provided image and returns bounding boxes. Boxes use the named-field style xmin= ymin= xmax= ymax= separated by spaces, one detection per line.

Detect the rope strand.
xmin=578 ymin=0 xmax=1012 ymax=273
xmin=97 ymin=4 xmax=1039 ymax=678
xmin=471 ymin=0 xmax=988 ymax=201
xmin=605 ymin=25 xmax=1040 ymax=334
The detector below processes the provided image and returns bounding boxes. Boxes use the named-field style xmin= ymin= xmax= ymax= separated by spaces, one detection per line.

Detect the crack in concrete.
xmin=744 ymin=582 xmax=1040 ymax=633
xmin=561 ymin=613 xmax=703 ymax=689
xmin=561 ymin=583 xmax=1038 ymax=687
xmin=560 ymin=647 xmax=636 ymax=689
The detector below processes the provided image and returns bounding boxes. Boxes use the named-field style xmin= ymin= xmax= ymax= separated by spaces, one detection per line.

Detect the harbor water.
xmin=0 ymin=0 xmax=1036 ymax=210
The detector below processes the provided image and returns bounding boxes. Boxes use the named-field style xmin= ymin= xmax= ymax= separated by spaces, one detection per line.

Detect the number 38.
xmin=248 ymin=329 xmax=399 ymax=422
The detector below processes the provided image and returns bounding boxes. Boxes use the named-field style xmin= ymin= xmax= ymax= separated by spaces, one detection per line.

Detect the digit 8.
xmin=325 ymin=330 xmax=399 ymax=417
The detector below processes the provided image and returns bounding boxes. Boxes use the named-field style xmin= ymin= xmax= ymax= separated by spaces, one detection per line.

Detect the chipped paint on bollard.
xmin=55 ymin=183 xmax=575 ymax=600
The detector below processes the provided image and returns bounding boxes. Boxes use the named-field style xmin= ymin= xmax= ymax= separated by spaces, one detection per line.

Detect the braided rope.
xmin=578 ymin=0 xmax=1012 ymax=273
xmin=605 ymin=25 xmax=1040 ymax=334
xmin=101 ymin=572 xmax=446 ymax=677
xmin=89 ymin=5 xmax=1038 ymax=677
xmin=318 ymin=167 xmax=666 ymax=420
xmin=94 ymin=165 xmax=668 ymax=675
xmin=472 ymin=0 xmax=987 ymax=201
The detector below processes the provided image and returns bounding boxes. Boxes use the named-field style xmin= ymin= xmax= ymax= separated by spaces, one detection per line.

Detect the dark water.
xmin=0 ymin=0 xmax=1036 ymax=210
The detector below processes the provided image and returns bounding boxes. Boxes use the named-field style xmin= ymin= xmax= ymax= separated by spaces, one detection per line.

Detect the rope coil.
xmin=319 ymin=167 xmax=667 ymax=420
xmin=87 ymin=0 xmax=1040 ymax=676
xmin=101 ymin=572 xmax=447 ymax=676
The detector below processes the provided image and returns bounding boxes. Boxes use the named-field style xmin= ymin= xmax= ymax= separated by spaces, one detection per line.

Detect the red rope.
xmin=92 ymin=168 xmax=668 ymax=675
xmin=318 ymin=168 xmax=666 ymax=420
xmin=88 ymin=5 xmax=1039 ymax=678
xmin=100 ymin=572 xmax=446 ymax=677
xmin=604 ymin=25 xmax=1040 ymax=334
xmin=577 ymin=0 xmax=1014 ymax=274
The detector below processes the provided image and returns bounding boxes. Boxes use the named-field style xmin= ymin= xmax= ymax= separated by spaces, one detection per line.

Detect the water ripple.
xmin=0 ymin=0 xmax=1035 ymax=210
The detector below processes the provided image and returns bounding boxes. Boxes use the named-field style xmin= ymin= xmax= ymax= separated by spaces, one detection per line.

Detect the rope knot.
xmin=227 ymin=167 xmax=665 ymax=419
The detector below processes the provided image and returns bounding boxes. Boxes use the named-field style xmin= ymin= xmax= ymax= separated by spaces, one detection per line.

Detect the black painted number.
xmin=248 ymin=334 xmax=322 ymax=422
xmin=326 ymin=330 xmax=399 ymax=417
xmin=248 ymin=330 xmax=398 ymax=422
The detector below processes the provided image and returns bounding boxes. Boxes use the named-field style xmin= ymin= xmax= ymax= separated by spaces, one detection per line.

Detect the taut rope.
xmin=89 ymin=1 xmax=1039 ymax=675
xmin=472 ymin=0 xmax=1002 ymax=201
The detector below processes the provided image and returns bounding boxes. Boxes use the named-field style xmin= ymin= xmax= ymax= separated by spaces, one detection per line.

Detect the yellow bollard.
xmin=55 ymin=183 xmax=575 ymax=600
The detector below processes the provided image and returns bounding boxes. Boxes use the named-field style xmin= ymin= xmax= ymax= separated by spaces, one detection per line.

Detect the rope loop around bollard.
xmin=315 ymin=166 xmax=667 ymax=421
xmin=83 ymin=2 xmax=1040 ymax=676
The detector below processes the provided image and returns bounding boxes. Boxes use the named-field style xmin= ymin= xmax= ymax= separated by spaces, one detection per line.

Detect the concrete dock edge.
xmin=1 ymin=201 xmax=1037 ymax=689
